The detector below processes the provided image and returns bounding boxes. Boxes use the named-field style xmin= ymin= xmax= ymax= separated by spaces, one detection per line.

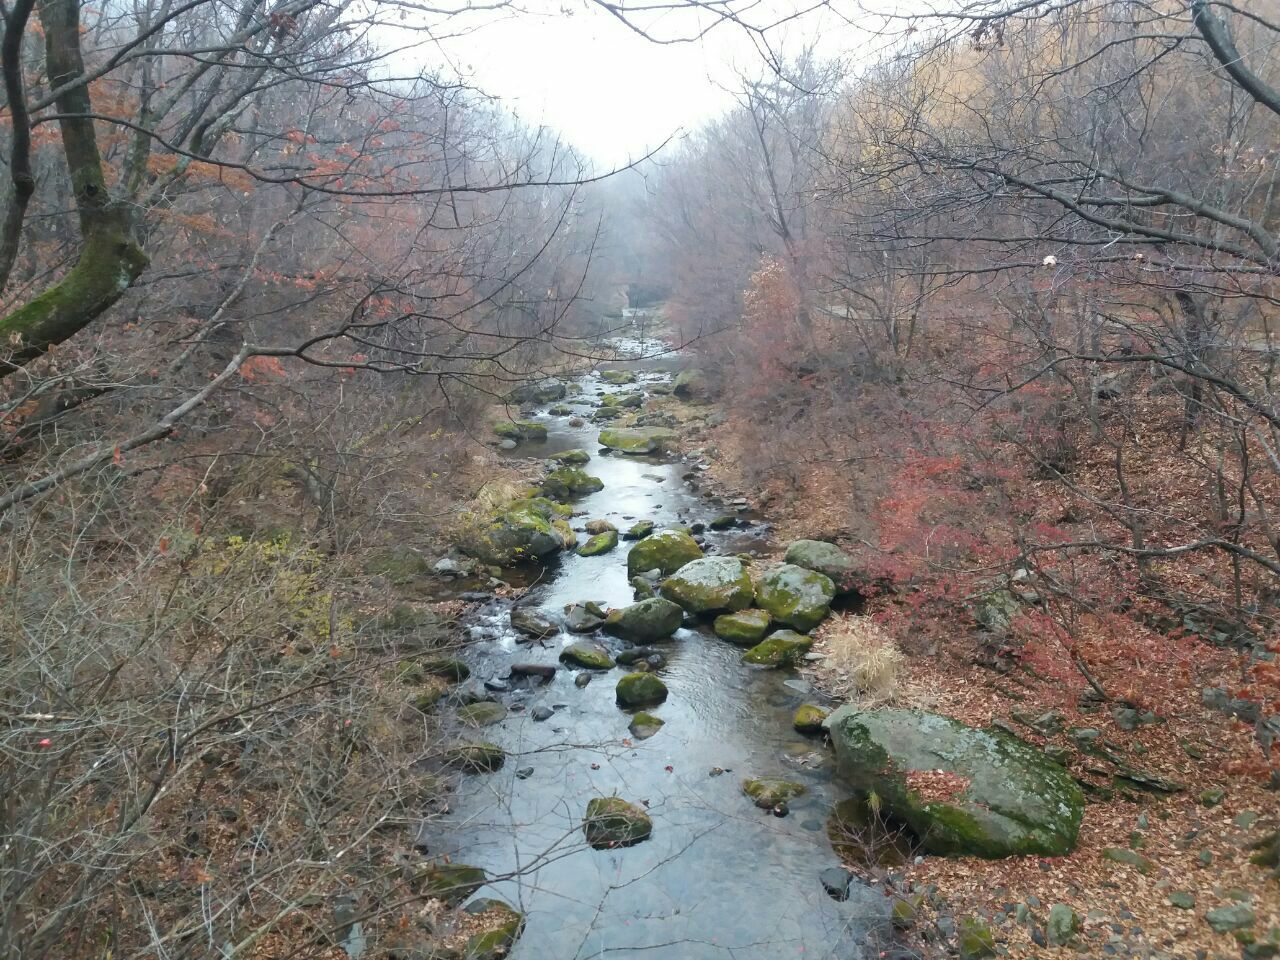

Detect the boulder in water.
xmin=583 ymin=796 xmax=652 ymax=847
xmin=660 ymin=556 xmax=754 ymax=613
xmin=742 ymin=629 xmax=813 ymax=667
xmin=615 ymin=672 xmax=668 ymax=708
xmin=742 ymin=777 xmax=807 ymax=808
xmin=506 ymin=378 xmax=566 ymax=403
xmin=492 ymin=419 xmax=547 ymax=441
xmin=443 ymin=741 xmax=505 ymax=772
xmin=713 ymin=608 xmax=772 ymax=646
xmin=458 ymin=497 xmax=572 ymax=566
xmin=755 ymin=563 xmax=836 ymax=632
xmin=585 ymin=519 xmax=616 ymax=534
xmin=599 ymin=427 xmax=679 ymax=454
xmin=605 ymin=597 xmax=683 ymax=641
xmin=577 ymin=529 xmax=619 ymax=556
xmin=457 ymin=701 xmax=507 ymax=727
xmin=628 ymin=711 xmax=664 ymax=740
xmin=626 ymin=528 xmax=703 ymax=577
xmin=600 ymin=370 xmax=636 ymax=385
xmin=624 ymin=520 xmax=655 ymax=540
xmin=552 ymin=449 xmax=592 ymax=465
xmin=823 ymin=706 xmax=1085 ymax=858
xmin=559 ymin=642 xmax=615 ymax=670
xmin=794 ymin=704 xmax=829 ymax=734
xmin=540 ymin=465 xmax=604 ymax=500
xmin=510 ymin=606 xmax=559 ymax=639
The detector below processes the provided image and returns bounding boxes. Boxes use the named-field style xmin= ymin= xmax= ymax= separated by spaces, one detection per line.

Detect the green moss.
xmin=742 ymin=630 xmax=813 ymax=667
xmin=626 ymin=528 xmax=703 ymax=576
xmin=540 ymin=465 xmax=604 ymax=499
xmin=462 ymin=900 xmax=525 ymax=959
xmin=559 ymin=642 xmax=615 ymax=670
xmin=754 ymin=564 xmax=836 ymax=632
xmin=615 ymin=672 xmax=668 ymax=708
xmin=457 ymin=701 xmax=507 ymax=727
xmin=420 ymin=863 xmax=487 ymax=904
xmin=492 ymin=419 xmax=547 ymax=441
xmin=577 ymin=529 xmax=619 ymax=556
xmin=604 ymin=597 xmax=683 ymax=640
xmin=794 ymin=704 xmax=829 ymax=734
xmin=598 ymin=427 xmax=679 ymax=454
xmin=713 ymin=608 xmax=771 ymax=645
xmin=628 ymin=711 xmax=664 ymax=740
xmin=742 ymin=777 xmax=807 ymax=808
xmin=659 ymin=556 xmax=753 ymax=613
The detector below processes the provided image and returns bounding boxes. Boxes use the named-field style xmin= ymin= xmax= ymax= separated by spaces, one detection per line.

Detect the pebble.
xmin=531 ymin=706 xmax=553 ymax=722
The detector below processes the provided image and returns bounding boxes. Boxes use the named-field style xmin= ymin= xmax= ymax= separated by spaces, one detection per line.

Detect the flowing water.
xmin=429 ymin=342 xmax=888 ymax=960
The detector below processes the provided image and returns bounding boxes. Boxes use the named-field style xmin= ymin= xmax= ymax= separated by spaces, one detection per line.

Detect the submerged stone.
xmin=824 ymin=706 xmax=1085 ymax=858
xmin=660 ymin=556 xmax=754 ymax=613
xmin=794 ymin=704 xmax=830 ymax=734
xmin=629 ymin=711 xmax=665 ymax=740
xmin=743 ymin=777 xmax=807 ymax=808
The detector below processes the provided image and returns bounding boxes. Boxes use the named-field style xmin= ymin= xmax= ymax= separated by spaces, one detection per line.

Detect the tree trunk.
xmin=0 ymin=0 xmax=148 ymax=377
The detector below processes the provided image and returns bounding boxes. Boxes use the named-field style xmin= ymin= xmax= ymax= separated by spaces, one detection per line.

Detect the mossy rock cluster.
xmin=660 ymin=556 xmax=754 ymax=614
xmin=540 ymin=465 xmax=604 ymax=500
xmin=583 ymin=796 xmax=652 ymax=848
xmin=824 ymin=706 xmax=1085 ymax=858
xmin=626 ymin=528 xmax=703 ymax=576
xmin=754 ymin=563 xmax=836 ymax=632
xmin=742 ymin=630 xmax=813 ymax=667
xmin=459 ymin=496 xmax=574 ymax=566
xmin=615 ymin=672 xmax=668 ymax=708
xmin=598 ymin=427 xmax=679 ymax=455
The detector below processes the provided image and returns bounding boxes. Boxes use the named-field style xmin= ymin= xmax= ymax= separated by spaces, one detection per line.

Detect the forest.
xmin=1 ymin=1 xmax=1277 ymax=959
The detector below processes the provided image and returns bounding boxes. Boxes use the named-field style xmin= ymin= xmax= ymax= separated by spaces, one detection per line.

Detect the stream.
xmin=429 ymin=340 xmax=889 ymax=960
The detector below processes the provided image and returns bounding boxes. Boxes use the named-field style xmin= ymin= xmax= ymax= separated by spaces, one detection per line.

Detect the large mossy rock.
xmin=462 ymin=899 xmax=525 ymax=959
xmin=506 ymin=377 xmax=566 ymax=403
xmin=823 ymin=706 xmax=1085 ymax=858
xmin=755 ymin=563 xmax=836 ymax=632
xmin=583 ymin=796 xmax=652 ymax=848
xmin=420 ymin=862 xmax=487 ymax=904
xmin=559 ymin=642 xmax=615 ymax=670
xmin=600 ymin=370 xmax=637 ymax=385
xmin=628 ymin=711 xmax=664 ymax=740
xmin=625 ymin=520 xmax=655 ymax=540
xmin=713 ymin=608 xmax=772 ymax=646
xmin=615 ymin=672 xmax=668 ymax=708
xmin=540 ymin=465 xmax=604 ymax=500
xmin=742 ymin=629 xmax=813 ymax=667
xmin=673 ymin=368 xmax=707 ymax=399
xmin=577 ymin=529 xmax=619 ymax=556
xmin=598 ymin=427 xmax=679 ymax=455
xmin=457 ymin=701 xmax=508 ymax=727
xmin=784 ymin=540 xmax=862 ymax=595
xmin=742 ymin=777 xmax=807 ymax=808
xmin=459 ymin=497 xmax=572 ymax=566
xmin=605 ymin=597 xmax=683 ymax=641
xmin=552 ymin=449 xmax=592 ymax=465
xmin=443 ymin=742 xmax=506 ymax=773
xmin=626 ymin=528 xmax=703 ymax=577
xmin=493 ymin=420 xmax=547 ymax=441
xmin=660 ymin=556 xmax=754 ymax=613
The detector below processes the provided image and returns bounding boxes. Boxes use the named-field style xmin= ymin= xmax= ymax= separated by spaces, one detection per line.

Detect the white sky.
xmin=427 ymin=0 xmax=862 ymax=167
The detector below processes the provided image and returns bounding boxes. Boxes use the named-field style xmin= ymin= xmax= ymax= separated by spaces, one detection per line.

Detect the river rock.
xmin=459 ymin=497 xmax=574 ymax=566
xmin=419 ymin=657 xmax=471 ymax=683
xmin=713 ymin=608 xmax=772 ymax=645
xmin=552 ymin=449 xmax=592 ymax=465
xmin=631 ymin=576 xmax=655 ymax=600
xmin=443 ymin=742 xmax=505 ymax=772
xmin=784 ymin=539 xmax=863 ymax=595
xmin=583 ymin=796 xmax=652 ymax=848
xmin=577 ymin=529 xmax=619 ymax=556
xmin=540 ymin=465 xmax=604 ymax=500
xmin=599 ymin=427 xmax=679 ymax=454
xmin=604 ymin=597 xmax=683 ymax=641
xmin=493 ymin=419 xmax=548 ymax=442
xmin=462 ymin=899 xmax=525 ymax=960
xmin=615 ymin=672 xmax=668 ymax=708
xmin=565 ymin=603 xmax=605 ymax=632
xmin=507 ymin=378 xmax=566 ymax=403
xmin=628 ymin=711 xmax=664 ymax=740
xmin=743 ymin=777 xmax=807 ymax=808
xmin=673 ymin=368 xmax=707 ymax=399
xmin=592 ymin=406 xmax=625 ymax=421
xmin=559 ymin=642 xmax=615 ymax=670
xmin=659 ymin=556 xmax=754 ymax=613
xmin=510 ymin=606 xmax=559 ymax=639
xmin=626 ymin=528 xmax=703 ymax=576
xmin=419 ymin=862 xmax=487 ymax=904
xmin=600 ymin=370 xmax=636 ymax=385
xmin=509 ymin=663 xmax=556 ymax=681
xmin=624 ymin=520 xmax=655 ymax=540
xmin=585 ymin=519 xmax=616 ymax=534
xmin=742 ymin=630 xmax=814 ymax=667
xmin=824 ymin=706 xmax=1085 ymax=857
xmin=457 ymin=701 xmax=508 ymax=727
xmin=794 ymin=704 xmax=829 ymax=734
xmin=755 ymin=563 xmax=836 ymax=632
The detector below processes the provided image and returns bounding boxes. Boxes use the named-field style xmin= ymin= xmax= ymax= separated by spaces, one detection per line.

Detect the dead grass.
xmin=811 ymin=613 xmax=905 ymax=703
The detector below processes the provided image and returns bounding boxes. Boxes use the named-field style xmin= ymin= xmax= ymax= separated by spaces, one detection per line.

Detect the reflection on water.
xmin=428 ymin=345 xmax=888 ymax=959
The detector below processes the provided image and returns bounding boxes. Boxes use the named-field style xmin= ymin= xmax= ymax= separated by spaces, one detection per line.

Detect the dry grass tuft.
xmin=820 ymin=615 xmax=904 ymax=703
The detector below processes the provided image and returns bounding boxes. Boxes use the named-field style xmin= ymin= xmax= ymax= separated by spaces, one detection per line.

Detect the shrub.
xmin=821 ymin=615 xmax=904 ymax=703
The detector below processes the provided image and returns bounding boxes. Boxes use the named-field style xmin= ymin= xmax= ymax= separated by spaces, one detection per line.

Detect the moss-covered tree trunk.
xmin=0 ymin=0 xmax=147 ymax=376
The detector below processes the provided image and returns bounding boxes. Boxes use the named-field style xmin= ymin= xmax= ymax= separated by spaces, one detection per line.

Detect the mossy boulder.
xmin=600 ymin=370 xmax=637 ymax=385
xmin=784 ymin=539 xmax=863 ymax=595
xmin=553 ymin=449 xmax=592 ymax=465
xmin=585 ymin=519 xmax=616 ymax=534
xmin=506 ymin=377 xmax=566 ymax=403
xmin=462 ymin=899 xmax=525 ymax=959
xmin=559 ymin=642 xmax=615 ymax=670
xmin=598 ymin=427 xmax=679 ymax=455
xmin=629 ymin=711 xmax=664 ymax=740
xmin=457 ymin=701 xmax=508 ymax=727
xmin=974 ymin=586 xmax=1020 ymax=633
xmin=577 ymin=529 xmax=619 ymax=556
xmin=742 ymin=630 xmax=813 ymax=667
xmin=626 ymin=528 xmax=703 ymax=576
xmin=540 ymin=465 xmax=604 ymax=500
xmin=755 ymin=563 xmax=836 ymax=632
xmin=592 ymin=405 xmax=625 ymax=421
xmin=459 ymin=497 xmax=572 ymax=566
xmin=492 ymin=420 xmax=547 ymax=441
xmin=583 ymin=796 xmax=652 ymax=848
xmin=713 ymin=608 xmax=772 ymax=646
xmin=742 ymin=777 xmax=807 ymax=808
xmin=511 ymin=606 xmax=559 ymax=639
xmin=823 ymin=706 xmax=1085 ymax=858
xmin=420 ymin=862 xmax=487 ymax=904
xmin=420 ymin=657 xmax=471 ymax=683
xmin=604 ymin=597 xmax=683 ymax=641
xmin=673 ymin=368 xmax=707 ymax=399
xmin=958 ymin=916 xmax=997 ymax=959
xmin=615 ymin=672 xmax=668 ymax=708
xmin=443 ymin=742 xmax=505 ymax=773
xmin=794 ymin=704 xmax=829 ymax=734
xmin=660 ymin=557 xmax=754 ymax=614
xmin=625 ymin=520 xmax=655 ymax=540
